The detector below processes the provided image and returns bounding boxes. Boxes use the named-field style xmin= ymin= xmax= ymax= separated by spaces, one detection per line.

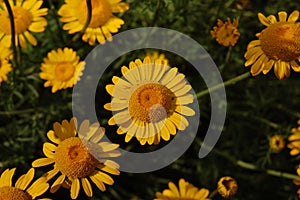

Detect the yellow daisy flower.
xmin=39 ymin=47 xmax=85 ymax=93
xmin=145 ymin=51 xmax=169 ymax=66
xmin=0 ymin=0 xmax=48 ymax=49
xmin=210 ymin=18 xmax=240 ymax=47
xmin=32 ymin=118 xmax=121 ymax=199
xmin=104 ymin=56 xmax=195 ymax=145
xmin=269 ymin=135 xmax=285 ymax=152
xmin=0 ymin=168 xmax=50 ymax=200
xmin=154 ymin=178 xmax=210 ymax=200
xmin=58 ymin=0 xmax=129 ymax=45
xmin=287 ymin=119 xmax=300 ymax=156
xmin=217 ymin=176 xmax=238 ymax=198
xmin=0 ymin=43 xmax=12 ymax=84
xmin=244 ymin=10 xmax=300 ymax=80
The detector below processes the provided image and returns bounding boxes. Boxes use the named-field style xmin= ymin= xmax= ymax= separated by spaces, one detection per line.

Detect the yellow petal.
xmin=47 ymin=130 xmax=61 ymax=144
xmin=43 ymin=142 xmax=56 ymax=158
xmin=288 ymin=10 xmax=300 ymax=22
xmin=278 ymin=11 xmax=288 ymax=21
xmin=175 ymin=106 xmax=195 ymax=116
xmin=32 ymin=158 xmax=54 ymax=167
xmin=81 ymin=178 xmax=93 ymax=197
xmin=90 ymin=173 xmax=106 ymax=191
xmin=26 ymin=177 xmax=49 ymax=199
xmin=15 ymin=168 xmax=34 ymax=190
xmin=0 ymin=168 xmax=15 ymax=187
xmin=70 ymin=178 xmax=80 ymax=199
xmin=50 ymin=174 xmax=66 ymax=193
xmin=258 ymin=13 xmax=272 ymax=26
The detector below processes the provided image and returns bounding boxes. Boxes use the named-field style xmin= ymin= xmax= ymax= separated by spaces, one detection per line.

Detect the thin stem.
xmin=0 ymin=108 xmax=35 ymax=116
xmin=150 ymin=0 xmax=162 ymax=27
xmin=219 ymin=46 xmax=233 ymax=73
xmin=71 ymin=0 xmax=92 ymax=43
xmin=47 ymin=0 xmax=65 ymax=43
xmin=196 ymin=71 xmax=251 ymax=98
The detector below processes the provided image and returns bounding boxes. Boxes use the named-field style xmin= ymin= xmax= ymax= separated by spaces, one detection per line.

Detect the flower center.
xmin=0 ymin=186 xmax=32 ymax=200
xmin=0 ymin=6 xmax=33 ymax=35
xmin=260 ymin=22 xmax=300 ymax=62
xmin=54 ymin=137 xmax=98 ymax=179
xmin=128 ymin=83 xmax=176 ymax=123
xmin=78 ymin=0 xmax=112 ymax=28
xmin=54 ymin=62 xmax=75 ymax=81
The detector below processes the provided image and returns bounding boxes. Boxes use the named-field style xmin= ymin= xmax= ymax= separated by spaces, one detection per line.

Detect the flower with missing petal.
xmin=154 ymin=178 xmax=210 ymax=200
xmin=104 ymin=56 xmax=195 ymax=145
xmin=0 ymin=0 xmax=48 ymax=49
xmin=0 ymin=168 xmax=50 ymax=200
xmin=32 ymin=118 xmax=121 ymax=199
xmin=217 ymin=176 xmax=238 ymax=198
xmin=269 ymin=135 xmax=285 ymax=152
xmin=244 ymin=10 xmax=300 ymax=80
xmin=39 ymin=48 xmax=85 ymax=93
xmin=58 ymin=0 xmax=129 ymax=45
xmin=210 ymin=18 xmax=240 ymax=47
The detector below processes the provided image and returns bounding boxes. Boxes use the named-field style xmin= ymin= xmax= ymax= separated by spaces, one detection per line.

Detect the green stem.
xmin=219 ymin=46 xmax=233 ymax=73
xmin=196 ymin=71 xmax=251 ymax=98
xmin=0 ymin=108 xmax=35 ymax=116
xmin=150 ymin=0 xmax=162 ymax=27
xmin=47 ymin=0 xmax=65 ymax=43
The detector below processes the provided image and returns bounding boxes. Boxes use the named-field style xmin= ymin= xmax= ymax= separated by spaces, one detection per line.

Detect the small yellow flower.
xmin=58 ymin=0 xmax=129 ymax=45
xmin=32 ymin=118 xmax=121 ymax=199
xmin=104 ymin=56 xmax=195 ymax=145
xmin=269 ymin=135 xmax=285 ymax=152
xmin=0 ymin=0 xmax=48 ymax=49
xmin=217 ymin=176 xmax=238 ymax=198
xmin=145 ymin=51 xmax=169 ymax=66
xmin=154 ymin=178 xmax=210 ymax=200
xmin=244 ymin=10 xmax=300 ymax=80
xmin=39 ymin=47 xmax=85 ymax=93
xmin=0 ymin=43 xmax=12 ymax=84
xmin=287 ymin=120 xmax=300 ymax=156
xmin=0 ymin=168 xmax=50 ymax=200
xmin=210 ymin=18 xmax=240 ymax=47
xmin=293 ymin=165 xmax=300 ymax=197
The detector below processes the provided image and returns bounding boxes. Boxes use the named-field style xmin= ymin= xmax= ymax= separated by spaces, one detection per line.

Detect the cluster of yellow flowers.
xmin=0 ymin=0 xmax=300 ymax=199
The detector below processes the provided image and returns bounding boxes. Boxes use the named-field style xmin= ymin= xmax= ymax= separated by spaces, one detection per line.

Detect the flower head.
xmin=217 ymin=176 xmax=238 ymax=198
xmin=0 ymin=43 xmax=12 ymax=84
xmin=244 ymin=10 xmax=300 ymax=80
xmin=32 ymin=118 xmax=121 ymax=199
xmin=288 ymin=119 xmax=300 ymax=156
xmin=293 ymin=165 xmax=300 ymax=197
xmin=269 ymin=135 xmax=285 ymax=152
xmin=39 ymin=48 xmax=85 ymax=93
xmin=154 ymin=178 xmax=210 ymax=200
xmin=210 ymin=18 xmax=240 ymax=47
xmin=0 ymin=168 xmax=49 ymax=200
xmin=104 ymin=56 xmax=195 ymax=145
xmin=145 ymin=51 xmax=169 ymax=66
xmin=0 ymin=0 xmax=48 ymax=49
xmin=58 ymin=0 xmax=129 ymax=45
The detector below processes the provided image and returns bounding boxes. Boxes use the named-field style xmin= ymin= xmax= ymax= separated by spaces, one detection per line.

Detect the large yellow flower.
xmin=104 ymin=56 xmax=195 ymax=145
xmin=0 ymin=168 xmax=49 ymax=200
xmin=244 ymin=10 xmax=300 ymax=80
xmin=32 ymin=118 xmax=121 ymax=199
xmin=154 ymin=178 xmax=210 ymax=200
xmin=0 ymin=43 xmax=12 ymax=84
xmin=58 ymin=0 xmax=129 ymax=45
xmin=39 ymin=47 xmax=85 ymax=93
xmin=0 ymin=0 xmax=48 ymax=49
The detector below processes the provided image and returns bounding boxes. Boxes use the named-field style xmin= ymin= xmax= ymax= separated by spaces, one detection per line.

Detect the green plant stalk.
xmin=196 ymin=71 xmax=251 ymax=98
xmin=47 ymin=0 xmax=65 ymax=43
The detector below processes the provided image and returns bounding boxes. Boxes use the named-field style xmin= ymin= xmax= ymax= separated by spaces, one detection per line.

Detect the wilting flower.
xmin=32 ymin=118 xmax=121 ymax=199
xmin=0 ymin=168 xmax=49 ymax=200
xmin=58 ymin=0 xmax=129 ymax=45
xmin=39 ymin=47 xmax=85 ymax=93
xmin=244 ymin=10 xmax=300 ymax=80
xmin=154 ymin=178 xmax=210 ymax=200
xmin=0 ymin=43 xmax=12 ymax=84
xmin=288 ymin=119 xmax=300 ymax=156
xmin=210 ymin=18 xmax=240 ymax=47
xmin=217 ymin=176 xmax=238 ymax=198
xmin=0 ymin=0 xmax=48 ymax=49
xmin=269 ymin=135 xmax=285 ymax=152
xmin=104 ymin=56 xmax=195 ymax=145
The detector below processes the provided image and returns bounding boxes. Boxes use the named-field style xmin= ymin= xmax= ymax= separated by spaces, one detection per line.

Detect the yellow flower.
xmin=287 ymin=119 xmax=300 ymax=156
xmin=145 ymin=51 xmax=169 ymax=66
xmin=0 ymin=0 xmax=48 ymax=49
xmin=269 ymin=135 xmax=285 ymax=152
xmin=154 ymin=178 xmax=210 ymax=200
xmin=293 ymin=165 xmax=300 ymax=197
xmin=32 ymin=118 xmax=121 ymax=199
xmin=0 ymin=168 xmax=49 ymax=200
xmin=217 ymin=176 xmax=238 ymax=198
xmin=39 ymin=47 xmax=85 ymax=93
xmin=58 ymin=0 xmax=129 ymax=45
xmin=244 ymin=10 xmax=300 ymax=80
xmin=210 ymin=18 xmax=240 ymax=47
xmin=0 ymin=43 xmax=12 ymax=84
xmin=104 ymin=56 xmax=195 ymax=145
